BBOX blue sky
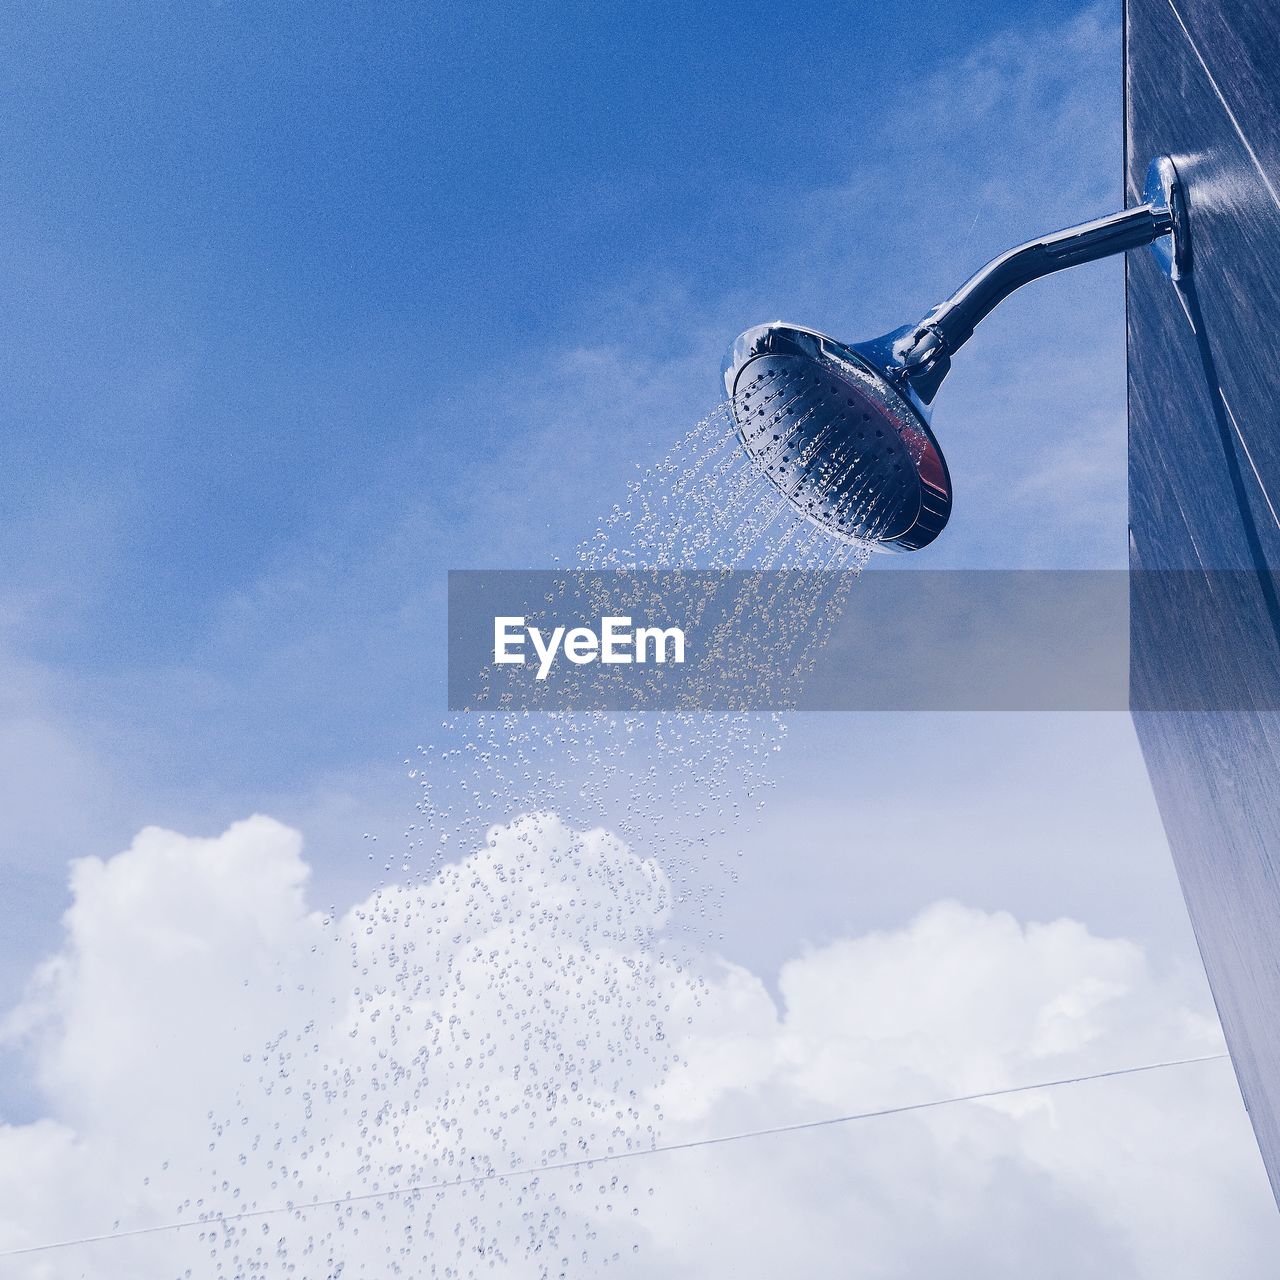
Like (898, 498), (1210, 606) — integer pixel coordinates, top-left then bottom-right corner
(2, 0), (1125, 653)
(0, 0), (1201, 1108)
(0, 0), (1161, 1020)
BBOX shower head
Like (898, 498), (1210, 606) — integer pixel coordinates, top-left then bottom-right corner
(724, 154), (1190, 553)
(723, 322), (952, 551)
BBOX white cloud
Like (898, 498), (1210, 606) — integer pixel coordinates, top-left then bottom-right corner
(646, 903), (1277, 1278)
(1, 814), (1277, 1278)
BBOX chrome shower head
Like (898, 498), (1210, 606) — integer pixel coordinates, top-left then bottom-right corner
(725, 154), (1190, 553)
(723, 322), (952, 552)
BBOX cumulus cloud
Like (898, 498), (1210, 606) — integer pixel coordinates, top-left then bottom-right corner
(647, 904), (1278, 1278)
(0, 814), (1276, 1278)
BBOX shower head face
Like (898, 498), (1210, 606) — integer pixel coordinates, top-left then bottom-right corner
(723, 323), (952, 552)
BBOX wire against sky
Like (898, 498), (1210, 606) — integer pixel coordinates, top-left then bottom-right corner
(0, 1051), (1230, 1261)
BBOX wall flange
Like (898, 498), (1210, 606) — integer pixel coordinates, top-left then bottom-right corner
(1145, 153), (1192, 281)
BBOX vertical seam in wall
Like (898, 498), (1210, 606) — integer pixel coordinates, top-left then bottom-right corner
(1222, 393), (1280, 533)
(1161, 0), (1280, 552)
(1165, 0), (1280, 212)
(1123, 0), (1133, 559)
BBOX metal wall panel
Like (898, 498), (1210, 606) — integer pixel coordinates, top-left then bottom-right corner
(1127, 0), (1280, 1205)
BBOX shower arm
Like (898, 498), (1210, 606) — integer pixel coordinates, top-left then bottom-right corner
(890, 157), (1188, 402)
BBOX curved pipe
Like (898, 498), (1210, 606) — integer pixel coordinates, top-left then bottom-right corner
(891, 155), (1189, 402)
(899, 204), (1173, 363)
